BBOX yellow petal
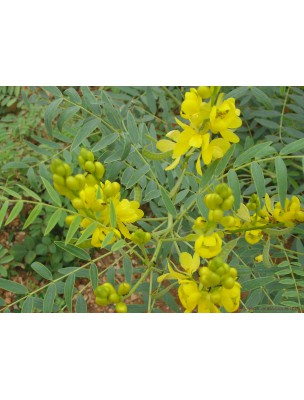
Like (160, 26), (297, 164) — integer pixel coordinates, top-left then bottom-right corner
(166, 130), (181, 142)
(165, 157), (180, 171)
(220, 129), (240, 143)
(189, 134), (203, 148)
(196, 152), (203, 176)
(156, 139), (175, 152)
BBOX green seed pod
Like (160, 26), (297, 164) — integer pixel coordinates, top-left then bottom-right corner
(94, 161), (105, 179)
(53, 174), (65, 186)
(66, 176), (80, 191)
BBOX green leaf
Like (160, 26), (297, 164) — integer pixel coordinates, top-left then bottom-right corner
(152, 282), (178, 299)
(22, 297), (34, 313)
(215, 145), (235, 177)
(65, 215), (82, 245)
(223, 86), (249, 99)
(262, 238), (273, 268)
(89, 263), (98, 290)
(221, 238), (240, 262)
(160, 188), (177, 217)
(75, 221), (99, 245)
(23, 204), (43, 229)
(5, 200), (23, 226)
(71, 118), (100, 151)
(0, 278), (28, 294)
(127, 111), (139, 143)
(31, 261), (53, 281)
(110, 199), (116, 228)
(245, 288), (263, 308)
(227, 169), (241, 209)
(0, 201), (9, 228)
(123, 256), (133, 284)
(251, 162), (266, 205)
(64, 274), (75, 312)
(64, 87), (82, 104)
(41, 176), (62, 207)
(196, 195), (209, 219)
(280, 138), (304, 155)
(57, 106), (80, 131)
(92, 132), (119, 152)
(45, 98), (63, 134)
(234, 142), (273, 167)
(146, 87), (157, 114)
(16, 184), (42, 201)
(2, 161), (30, 170)
(275, 157), (287, 207)
(44, 209), (64, 236)
(256, 119), (279, 130)
(43, 284), (57, 313)
(0, 186), (22, 199)
(111, 239), (126, 252)
(75, 295), (87, 313)
(43, 86), (62, 98)
(242, 276), (276, 291)
(250, 87), (273, 109)
(126, 164), (150, 189)
(101, 231), (115, 248)
(54, 241), (91, 261)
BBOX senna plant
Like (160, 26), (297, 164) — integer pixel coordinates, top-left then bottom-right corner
(1, 86), (304, 313)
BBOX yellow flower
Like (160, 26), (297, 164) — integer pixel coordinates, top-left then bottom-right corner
(157, 263), (189, 283)
(255, 254), (263, 263)
(220, 282), (241, 312)
(91, 227), (121, 247)
(245, 229), (263, 244)
(178, 281), (202, 312)
(180, 88), (211, 128)
(192, 217), (208, 234)
(195, 233), (222, 259)
(195, 133), (231, 175)
(179, 252), (200, 274)
(209, 96), (242, 143)
(197, 292), (221, 313)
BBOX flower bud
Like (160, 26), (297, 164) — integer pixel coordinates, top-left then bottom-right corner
(66, 176), (80, 191)
(221, 195), (234, 210)
(53, 174), (65, 186)
(72, 198), (84, 210)
(118, 283), (131, 296)
(84, 161), (96, 173)
(94, 161), (105, 179)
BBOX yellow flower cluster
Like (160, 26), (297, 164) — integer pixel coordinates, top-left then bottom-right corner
(157, 252), (241, 313)
(50, 148), (144, 247)
(156, 87), (242, 175)
(242, 193), (304, 244)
